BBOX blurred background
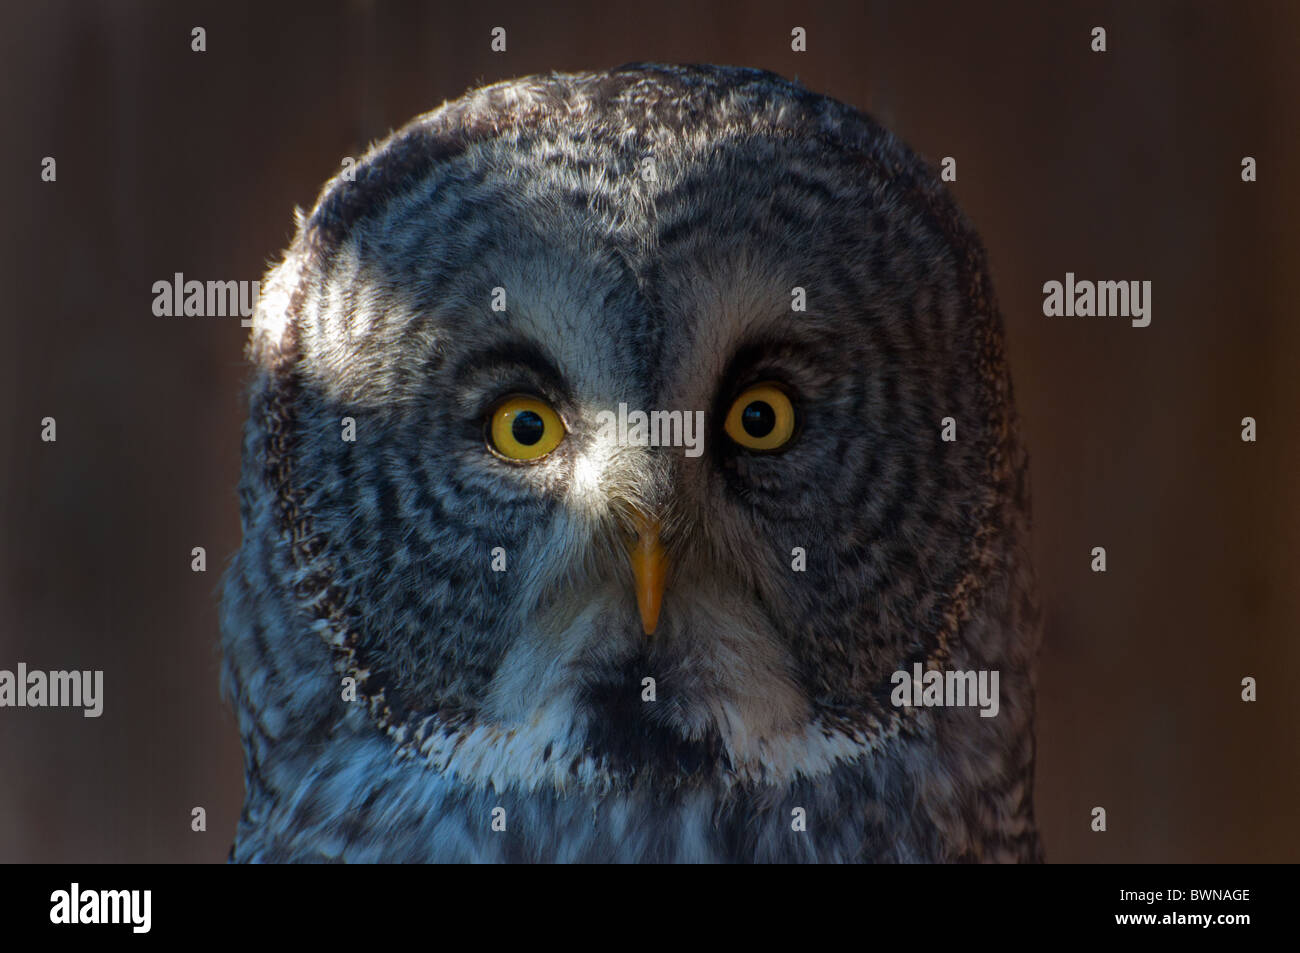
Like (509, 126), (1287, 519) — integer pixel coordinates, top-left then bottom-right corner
(1, 0), (1296, 863)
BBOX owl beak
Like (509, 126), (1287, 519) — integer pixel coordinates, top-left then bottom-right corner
(628, 513), (667, 635)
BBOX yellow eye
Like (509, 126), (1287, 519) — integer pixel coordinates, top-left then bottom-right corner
(724, 383), (797, 451)
(487, 396), (566, 461)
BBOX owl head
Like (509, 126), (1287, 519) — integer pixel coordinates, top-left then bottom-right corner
(223, 63), (1041, 862)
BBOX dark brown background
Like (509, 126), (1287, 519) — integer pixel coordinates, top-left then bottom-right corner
(2, 0), (1296, 863)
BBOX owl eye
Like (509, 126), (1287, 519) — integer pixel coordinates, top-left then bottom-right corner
(486, 396), (566, 461)
(724, 383), (797, 451)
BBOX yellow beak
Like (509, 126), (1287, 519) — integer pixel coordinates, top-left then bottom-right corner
(628, 513), (667, 635)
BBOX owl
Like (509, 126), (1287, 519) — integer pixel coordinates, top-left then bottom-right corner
(221, 63), (1044, 863)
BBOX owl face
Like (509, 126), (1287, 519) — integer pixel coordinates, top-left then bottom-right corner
(226, 64), (1040, 860)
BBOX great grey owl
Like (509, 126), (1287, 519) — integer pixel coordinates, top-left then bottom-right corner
(221, 63), (1043, 863)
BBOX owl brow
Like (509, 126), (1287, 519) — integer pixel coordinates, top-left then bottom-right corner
(716, 336), (820, 395)
(451, 338), (573, 406)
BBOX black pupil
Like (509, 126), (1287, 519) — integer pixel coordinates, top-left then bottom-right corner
(511, 410), (545, 446)
(741, 400), (776, 438)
